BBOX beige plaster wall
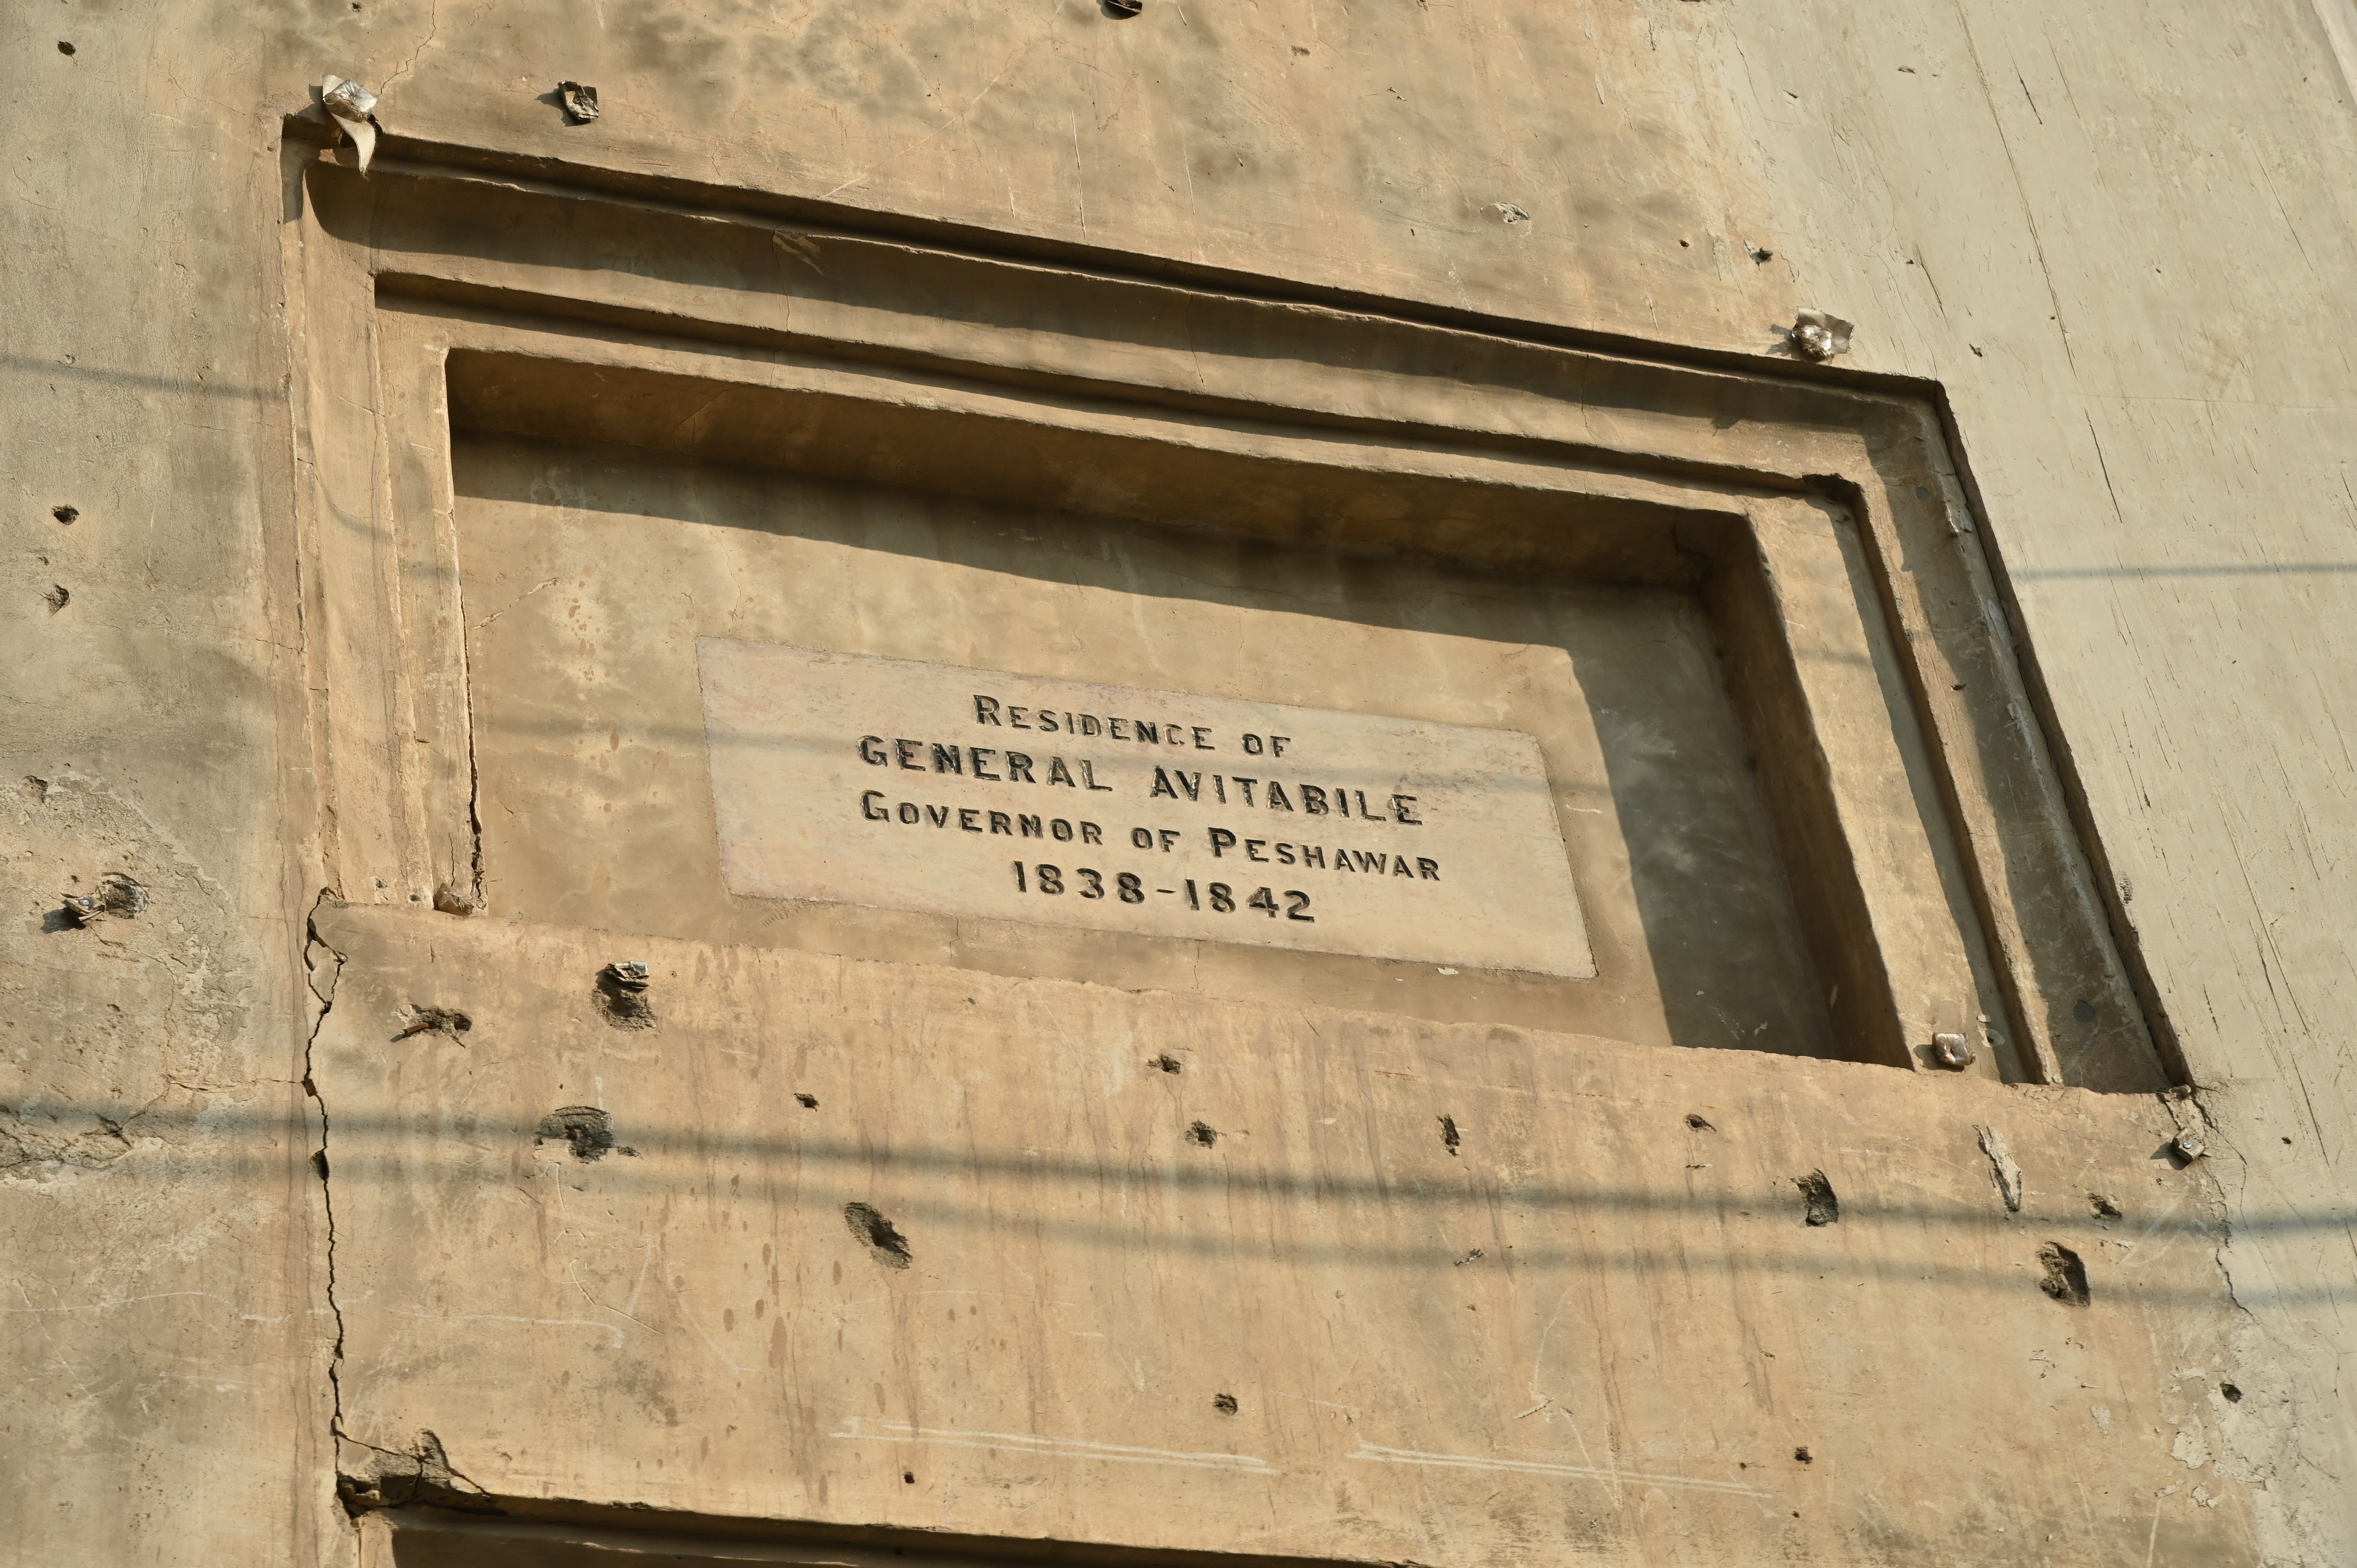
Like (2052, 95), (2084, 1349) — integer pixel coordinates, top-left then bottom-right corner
(0, 7), (340, 1568)
(4, 1), (2353, 1564)
(314, 901), (2252, 1566)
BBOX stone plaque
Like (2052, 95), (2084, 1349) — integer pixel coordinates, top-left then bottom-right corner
(699, 639), (1594, 978)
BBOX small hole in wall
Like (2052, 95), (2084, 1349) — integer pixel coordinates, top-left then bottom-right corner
(595, 963), (656, 1028)
(59, 41), (77, 56)
(535, 1105), (634, 1160)
(795, 1092), (818, 1108)
(1212, 1393), (1239, 1414)
(1795, 1171), (1839, 1226)
(844, 1202), (912, 1269)
(903, 1470), (915, 1483)
(394, 1005), (472, 1041)
(51, 505), (77, 524)
(2221, 1383), (2243, 1403)
(2037, 1242), (2090, 1306)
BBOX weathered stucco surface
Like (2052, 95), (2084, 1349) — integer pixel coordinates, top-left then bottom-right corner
(313, 901), (2249, 1564)
(5, 1), (2355, 1564)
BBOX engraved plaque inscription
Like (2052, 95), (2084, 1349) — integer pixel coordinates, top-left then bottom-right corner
(699, 639), (1594, 978)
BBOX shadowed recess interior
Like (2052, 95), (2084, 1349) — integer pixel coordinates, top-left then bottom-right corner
(443, 351), (1871, 1063)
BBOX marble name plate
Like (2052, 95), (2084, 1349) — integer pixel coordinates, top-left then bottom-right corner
(698, 640), (1594, 978)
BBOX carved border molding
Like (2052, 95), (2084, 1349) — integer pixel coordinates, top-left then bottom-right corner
(281, 126), (2167, 1090)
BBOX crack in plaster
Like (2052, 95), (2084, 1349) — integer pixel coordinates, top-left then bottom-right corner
(301, 892), (348, 1442)
(306, 898), (498, 1519)
(2173, 1080), (2345, 1567)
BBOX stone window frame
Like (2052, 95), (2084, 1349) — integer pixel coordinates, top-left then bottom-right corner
(281, 126), (2169, 1091)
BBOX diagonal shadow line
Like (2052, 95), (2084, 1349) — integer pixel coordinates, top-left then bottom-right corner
(320, 1181), (2341, 1309)
(15, 1110), (2348, 1303)
(26, 1101), (2322, 1238)
(0, 353), (272, 399)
